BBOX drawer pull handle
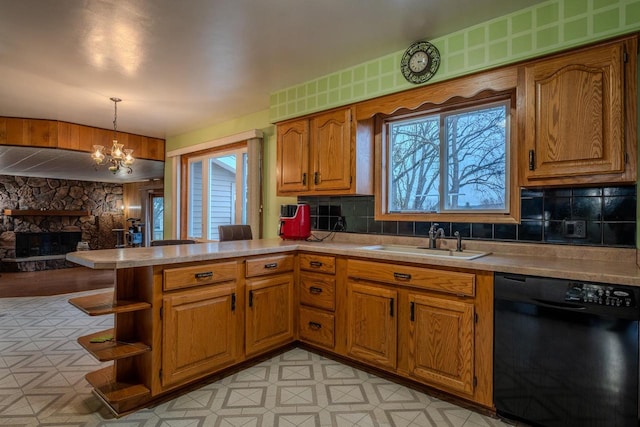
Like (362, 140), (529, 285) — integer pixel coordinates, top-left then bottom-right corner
(248, 290), (254, 307)
(390, 298), (395, 317)
(231, 293), (236, 311)
(308, 321), (322, 330)
(195, 271), (213, 279)
(264, 262), (278, 269)
(393, 272), (412, 281)
(309, 286), (323, 294)
(309, 261), (323, 268)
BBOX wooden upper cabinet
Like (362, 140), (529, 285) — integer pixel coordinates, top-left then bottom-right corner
(310, 108), (352, 192)
(277, 119), (310, 193)
(520, 36), (637, 186)
(276, 106), (373, 196)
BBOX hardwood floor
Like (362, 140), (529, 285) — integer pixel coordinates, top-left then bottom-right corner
(0, 267), (114, 297)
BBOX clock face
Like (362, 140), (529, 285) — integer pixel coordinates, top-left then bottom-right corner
(400, 41), (441, 84)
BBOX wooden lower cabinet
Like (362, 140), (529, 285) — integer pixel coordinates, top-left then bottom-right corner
(70, 253), (493, 416)
(161, 282), (239, 388)
(346, 281), (397, 370)
(344, 259), (494, 408)
(406, 292), (475, 395)
(299, 306), (335, 348)
(245, 273), (294, 356)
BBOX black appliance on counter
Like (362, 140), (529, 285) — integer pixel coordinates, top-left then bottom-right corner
(494, 273), (640, 427)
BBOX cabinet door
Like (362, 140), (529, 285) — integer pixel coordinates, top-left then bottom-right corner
(346, 281), (397, 369)
(522, 41), (625, 182)
(277, 119), (310, 193)
(310, 108), (352, 191)
(407, 293), (474, 395)
(162, 283), (238, 388)
(246, 274), (294, 356)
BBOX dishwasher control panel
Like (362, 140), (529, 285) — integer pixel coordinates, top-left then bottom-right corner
(565, 283), (636, 308)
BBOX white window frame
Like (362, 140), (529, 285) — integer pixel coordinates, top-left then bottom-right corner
(166, 130), (263, 240)
(186, 147), (247, 240)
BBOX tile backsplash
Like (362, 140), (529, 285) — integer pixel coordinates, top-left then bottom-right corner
(299, 185), (637, 248)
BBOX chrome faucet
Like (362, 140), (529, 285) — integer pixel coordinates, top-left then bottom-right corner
(428, 223), (445, 249)
(454, 231), (463, 252)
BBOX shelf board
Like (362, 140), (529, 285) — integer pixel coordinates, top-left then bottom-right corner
(3, 209), (90, 216)
(86, 366), (151, 411)
(78, 329), (151, 362)
(69, 291), (151, 316)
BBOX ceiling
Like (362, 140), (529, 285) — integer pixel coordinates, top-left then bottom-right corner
(0, 0), (544, 183)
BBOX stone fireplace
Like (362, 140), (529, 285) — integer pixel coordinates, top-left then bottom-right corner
(0, 175), (125, 272)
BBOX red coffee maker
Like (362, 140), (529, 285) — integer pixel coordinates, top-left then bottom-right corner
(279, 204), (311, 240)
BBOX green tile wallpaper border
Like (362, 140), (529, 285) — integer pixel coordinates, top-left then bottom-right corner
(269, 0), (640, 123)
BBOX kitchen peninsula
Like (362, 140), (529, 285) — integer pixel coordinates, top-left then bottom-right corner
(66, 237), (640, 416)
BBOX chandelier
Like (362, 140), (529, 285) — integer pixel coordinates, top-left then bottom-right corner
(91, 97), (135, 174)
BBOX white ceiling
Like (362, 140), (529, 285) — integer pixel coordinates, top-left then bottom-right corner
(0, 0), (544, 182)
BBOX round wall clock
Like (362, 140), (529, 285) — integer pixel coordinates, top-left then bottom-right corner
(400, 40), (441, 84)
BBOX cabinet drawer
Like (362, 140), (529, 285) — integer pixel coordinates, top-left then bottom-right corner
(164, 261), (238, 291)
(245, 254), (294, 277)
(299, 272), (336, 311)
(299, 253), (336, 274)
(347, 259), (475, 296)
(299, 307), (335, 349)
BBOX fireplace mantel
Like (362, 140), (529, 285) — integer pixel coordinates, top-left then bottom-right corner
(3, 209), (90, 216)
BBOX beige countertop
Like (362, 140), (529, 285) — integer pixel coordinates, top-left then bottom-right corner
(66, 234), (640, 286)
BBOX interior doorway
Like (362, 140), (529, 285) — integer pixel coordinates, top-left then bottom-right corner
(149, 191), (164, 242)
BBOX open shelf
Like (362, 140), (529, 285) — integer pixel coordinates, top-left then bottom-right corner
(3, 209), (90, 216)
(78, 329), (150, 362)
(69, 291), (151, 316)
(86, 366), (151, 414)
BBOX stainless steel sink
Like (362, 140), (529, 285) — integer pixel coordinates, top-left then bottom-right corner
(357, 244), (490, 260)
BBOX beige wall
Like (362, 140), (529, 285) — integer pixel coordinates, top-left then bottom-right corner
(164, 109), (295, 239)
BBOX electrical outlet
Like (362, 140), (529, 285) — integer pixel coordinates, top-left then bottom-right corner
(562, 220), (586, 238)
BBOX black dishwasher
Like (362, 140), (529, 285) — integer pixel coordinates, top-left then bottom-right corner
(494, 273), (640, 427)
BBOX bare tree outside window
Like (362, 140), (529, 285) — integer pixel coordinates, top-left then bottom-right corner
(388, 100), (508, 213)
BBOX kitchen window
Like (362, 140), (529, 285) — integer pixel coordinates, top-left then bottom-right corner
(377, 94), (518, 223)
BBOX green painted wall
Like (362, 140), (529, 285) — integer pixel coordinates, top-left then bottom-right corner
(167, 0), (640, 242)
(270, 0), (640, 122)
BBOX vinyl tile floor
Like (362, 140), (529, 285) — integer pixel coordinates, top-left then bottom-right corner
(0, 290), (515, 426)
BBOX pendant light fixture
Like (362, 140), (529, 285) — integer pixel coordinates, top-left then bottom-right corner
(91, 97), (135, 174)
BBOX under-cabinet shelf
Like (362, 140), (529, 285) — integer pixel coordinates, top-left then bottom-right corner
(78, 329), (150, 362)
(69, 291), (151, 316)
(85, 366), (151, 413)
(3, 209), (90, 216)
